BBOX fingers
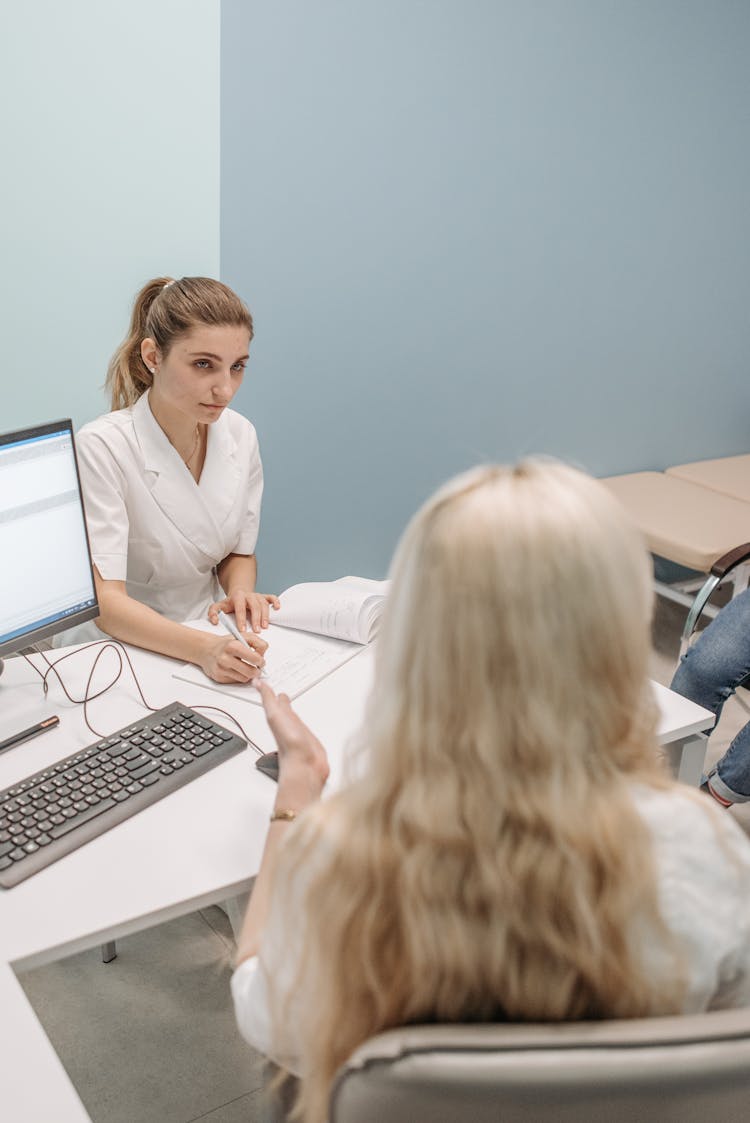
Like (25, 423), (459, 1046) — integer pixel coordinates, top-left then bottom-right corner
(255, 679), (292, 717)
(250, 593), (281, 630)
(234, 599), (248, 634)
(207, 597), (231, 625)
(226, 637), (265, 674)
(241, 594), (273, 633)
(254, 677), (276, 707)
(244, 631), (268, 655)
(247, 597), (263, 633)
(218, 592), (279, 633)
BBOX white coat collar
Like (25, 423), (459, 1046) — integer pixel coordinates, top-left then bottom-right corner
(132, 391), (242, 561)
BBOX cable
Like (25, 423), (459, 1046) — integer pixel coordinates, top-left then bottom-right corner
(21, 641), (264, 753)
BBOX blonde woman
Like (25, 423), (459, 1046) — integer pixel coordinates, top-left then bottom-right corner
(69, 276), (278, 681)
(232, 461), (750, 1123)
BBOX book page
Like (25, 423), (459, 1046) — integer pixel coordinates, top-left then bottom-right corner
(173, 623), (364, 704)
(271, 576), (389, 644)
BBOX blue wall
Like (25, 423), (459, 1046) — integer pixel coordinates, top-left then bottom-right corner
(221, 0), (750, 592)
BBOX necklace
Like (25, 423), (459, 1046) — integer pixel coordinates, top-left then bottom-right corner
(183, 425), (201, 466)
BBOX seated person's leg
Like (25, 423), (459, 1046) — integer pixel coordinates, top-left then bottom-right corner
(704, 725), (750, 804)
(671, 587), (750, 803)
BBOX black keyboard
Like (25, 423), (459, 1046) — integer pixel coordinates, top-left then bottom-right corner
(0, 702), (246, 888)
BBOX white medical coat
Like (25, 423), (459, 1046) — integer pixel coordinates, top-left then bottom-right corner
(73, 390), (263, 626)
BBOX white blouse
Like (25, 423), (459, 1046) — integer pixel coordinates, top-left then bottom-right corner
(74, 391), (263, 626)
(231, 784), (750, 1072)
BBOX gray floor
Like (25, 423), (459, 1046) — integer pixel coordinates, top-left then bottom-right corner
(16, 594), (750, 1122)
(18, 907), (269, 1123)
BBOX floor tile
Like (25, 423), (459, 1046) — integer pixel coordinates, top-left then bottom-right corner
(18, 909), (267, 1123)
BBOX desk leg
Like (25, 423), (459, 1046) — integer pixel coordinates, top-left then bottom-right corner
(665, 734), (707, 788)
(101, 941), (117, 964)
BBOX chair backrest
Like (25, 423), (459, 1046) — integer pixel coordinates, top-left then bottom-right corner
(328, 1007), (750, 1122)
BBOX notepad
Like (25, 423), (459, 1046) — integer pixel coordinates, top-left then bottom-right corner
(172, 576), (388, 703)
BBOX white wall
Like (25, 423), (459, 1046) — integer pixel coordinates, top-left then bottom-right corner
(0, 0), (220, 434)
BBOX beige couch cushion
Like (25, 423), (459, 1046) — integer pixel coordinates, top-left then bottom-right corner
(667, 454), (750, 503)
(603, 471), (750, 572)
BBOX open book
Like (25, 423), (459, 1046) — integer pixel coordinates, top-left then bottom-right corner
(269, 575), (388, 645)
(172, 576), (388, 704)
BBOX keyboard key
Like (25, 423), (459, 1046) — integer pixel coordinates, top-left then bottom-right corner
(106, 741), (132, 758)
(130, 761), (160, 781)
(49, 798), (118, 839)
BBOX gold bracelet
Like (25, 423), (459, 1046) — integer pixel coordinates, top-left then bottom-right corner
(270, 808), (298, 823)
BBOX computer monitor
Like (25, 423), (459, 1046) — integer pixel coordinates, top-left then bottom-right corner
(0, 419), (98, 674)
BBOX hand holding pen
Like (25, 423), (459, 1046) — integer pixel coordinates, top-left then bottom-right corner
(218, 611), (269, 679)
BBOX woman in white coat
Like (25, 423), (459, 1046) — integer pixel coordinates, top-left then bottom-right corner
(75, 276), (278, 683)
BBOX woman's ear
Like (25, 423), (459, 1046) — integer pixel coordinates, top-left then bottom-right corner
(141, 337), (159, 374)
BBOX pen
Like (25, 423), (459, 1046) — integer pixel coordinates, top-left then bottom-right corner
(217, 611), (268, 678)
(0, 715), (60, 756)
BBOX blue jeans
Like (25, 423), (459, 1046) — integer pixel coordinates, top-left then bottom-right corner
(671, 587), (750, 802)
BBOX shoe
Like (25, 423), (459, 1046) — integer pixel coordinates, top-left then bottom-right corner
(701, 780), (733, 809)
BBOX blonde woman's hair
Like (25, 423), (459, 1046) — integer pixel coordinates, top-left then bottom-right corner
(105, 276), (254, 410)
(267, 460), (683, 1123)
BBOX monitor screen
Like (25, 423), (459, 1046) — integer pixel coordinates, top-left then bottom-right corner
(0, 419), (98, 661)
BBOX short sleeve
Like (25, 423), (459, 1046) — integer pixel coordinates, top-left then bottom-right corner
(232, 424), (264, 556)
(76, 426), (130, 581)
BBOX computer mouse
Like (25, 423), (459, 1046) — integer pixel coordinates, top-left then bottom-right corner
(255, 751), (279, 782)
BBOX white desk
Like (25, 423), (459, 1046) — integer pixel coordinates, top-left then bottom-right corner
(0, 641), (714, 1121)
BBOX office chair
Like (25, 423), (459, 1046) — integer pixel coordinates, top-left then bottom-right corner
(328, 1007), (750, 1122)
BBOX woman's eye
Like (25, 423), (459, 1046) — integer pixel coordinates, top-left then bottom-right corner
(231, 362), (246, 373)
(195, 360), (211, 369)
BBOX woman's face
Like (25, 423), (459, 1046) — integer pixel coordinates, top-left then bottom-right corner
(145, 324), (250, 425)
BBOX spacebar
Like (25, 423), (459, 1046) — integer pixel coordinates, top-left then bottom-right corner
(50, 798), (118, 838)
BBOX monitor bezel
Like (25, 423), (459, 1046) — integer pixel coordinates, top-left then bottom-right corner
(0, 418), (100, 660)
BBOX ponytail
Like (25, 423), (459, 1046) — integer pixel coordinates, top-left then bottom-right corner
(105, 276), (254, 411)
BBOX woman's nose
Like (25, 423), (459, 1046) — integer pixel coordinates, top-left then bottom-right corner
(212, 369), (234, 400)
